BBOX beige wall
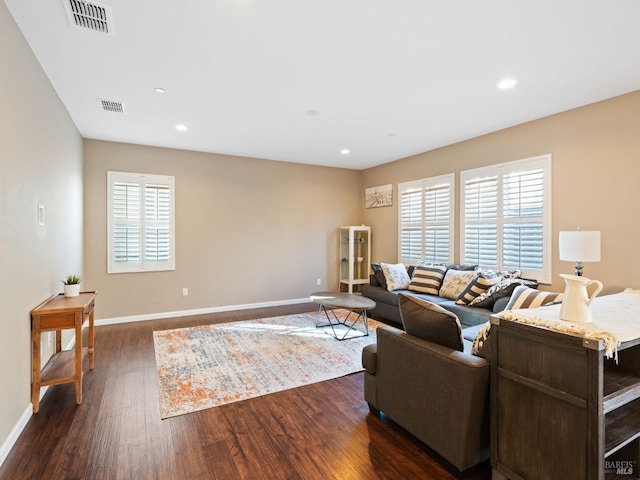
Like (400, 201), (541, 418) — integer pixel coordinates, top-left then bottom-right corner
(84, 140), (361, 319)
(361, 90), (640, 295)
(0, 1), (83, 458)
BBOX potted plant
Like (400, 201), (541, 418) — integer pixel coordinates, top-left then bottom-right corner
(62, 274), (82, 297)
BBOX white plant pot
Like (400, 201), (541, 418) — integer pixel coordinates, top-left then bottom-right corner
(64, 284), (81, 297)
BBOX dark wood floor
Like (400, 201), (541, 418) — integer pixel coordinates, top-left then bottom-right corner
(0, 303), (491, 480)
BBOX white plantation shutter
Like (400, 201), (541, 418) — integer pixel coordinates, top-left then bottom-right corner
(144, 183), (171, 263)
(108, 172), (175, 273)
(112, 181), (141, 264)
(400, 187), (423, 261)
(461, 155), (551, 283)
(399, 174), (454, 264)
(463, 175), (498, 268)
(425, 184), (452, 261)
(503, 168), (544, 271)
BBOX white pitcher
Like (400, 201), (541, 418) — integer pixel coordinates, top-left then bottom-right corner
(559, 274), (603, 323)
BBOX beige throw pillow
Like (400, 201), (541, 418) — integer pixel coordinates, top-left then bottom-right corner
(439, 269), (477, 299)
(380, 262), (411, 291)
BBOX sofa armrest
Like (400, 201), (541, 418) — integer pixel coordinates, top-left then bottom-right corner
(373, 325), (490, 471)
(362, 343), (377, 374)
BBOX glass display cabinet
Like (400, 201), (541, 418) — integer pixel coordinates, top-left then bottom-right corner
(339, 226), (371, 294)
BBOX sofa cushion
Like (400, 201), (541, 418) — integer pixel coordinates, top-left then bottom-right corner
(439, 269), (477, 300)
(380, 262), (411, 291)
(493, 296), (511, 313)
(440, 300), (495, 328)
(408, 264), (448, 295)
(504, 285), (564, 310)
(462, 323), (485, 342)
(362, 285), (406, 307)
(398, 294), (464, 351)
(455, 270), (503, 305)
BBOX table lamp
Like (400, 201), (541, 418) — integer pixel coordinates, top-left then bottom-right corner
(559, 229), (601, 276)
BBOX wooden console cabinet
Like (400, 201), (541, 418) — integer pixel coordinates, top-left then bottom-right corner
(30, 291), (96, 413)
(490, 316), (640, 479)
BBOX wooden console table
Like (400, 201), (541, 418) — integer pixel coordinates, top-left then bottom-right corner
(30, 291), (96, 413)
(490, 314), (640, 479)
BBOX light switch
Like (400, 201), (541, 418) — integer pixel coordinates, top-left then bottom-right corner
(38, 205), (45, 226)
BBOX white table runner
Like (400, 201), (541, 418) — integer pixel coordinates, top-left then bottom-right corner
(499, 288), (640, 358)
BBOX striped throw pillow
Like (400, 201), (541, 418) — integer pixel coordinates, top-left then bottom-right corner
(469, 278), (538, 309)
(408, 264), (448, 295)
(504, 285), (564, 310)
(455, 271), (503, 305)
(471, 321), (492, 357)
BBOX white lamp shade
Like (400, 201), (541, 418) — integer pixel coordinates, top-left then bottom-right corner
(559, 230), (601, 262)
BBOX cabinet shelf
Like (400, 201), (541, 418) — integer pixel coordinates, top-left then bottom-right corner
(40, 347), (91, 386)
(340, 278), (369, 284)
(603, 370), (640, 414)
(605, 397), (640, 457)
(41, 350), (76, 385)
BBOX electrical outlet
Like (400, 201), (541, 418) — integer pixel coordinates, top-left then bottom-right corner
(316, 278), (322, 285)
(182, 288), (188, 296)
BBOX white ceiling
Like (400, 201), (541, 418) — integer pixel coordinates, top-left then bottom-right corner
(6, 0), (640, 170)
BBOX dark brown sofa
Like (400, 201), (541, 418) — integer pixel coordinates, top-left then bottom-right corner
(362, 324), (491, 475)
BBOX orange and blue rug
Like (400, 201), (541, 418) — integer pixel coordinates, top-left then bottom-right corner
(153, 310), (380, 418)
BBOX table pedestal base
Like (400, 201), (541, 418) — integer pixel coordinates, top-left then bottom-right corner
(315, 305), (369, 341)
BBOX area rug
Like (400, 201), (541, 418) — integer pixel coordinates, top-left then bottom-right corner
(153, 310), (380, 418)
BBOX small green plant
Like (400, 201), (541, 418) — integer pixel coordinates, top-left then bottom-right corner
(63, 274), (82, 285)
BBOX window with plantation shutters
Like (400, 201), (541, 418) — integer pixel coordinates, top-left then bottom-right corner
(399, 174), (454, 265)
(108, 171), (175, 273)
(460, 154), (551, 283)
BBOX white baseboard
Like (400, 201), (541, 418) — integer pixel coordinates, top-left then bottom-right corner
(95, 297), (312, 326)
(0, 335), (76, 469)
(0, 402), (32, 468)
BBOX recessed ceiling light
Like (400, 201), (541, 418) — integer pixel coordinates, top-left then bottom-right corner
(175, 124), (188, 131)
(497, 78), (518, 90)
(305, 110), (320, 116)
(340, 149), (350, 155)
(154, 88), (166, 94)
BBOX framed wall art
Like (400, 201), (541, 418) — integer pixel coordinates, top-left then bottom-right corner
(365, 184), (392, 208)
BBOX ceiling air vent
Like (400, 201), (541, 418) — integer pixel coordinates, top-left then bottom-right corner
(99, 99), (125, 113)
(64, 0), (113, 35)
